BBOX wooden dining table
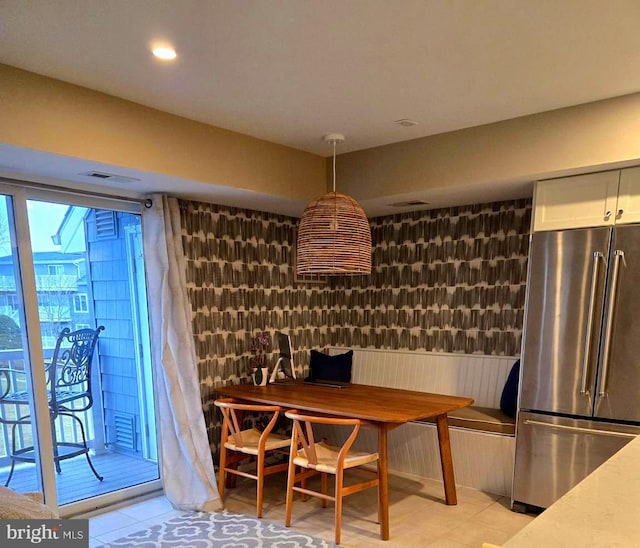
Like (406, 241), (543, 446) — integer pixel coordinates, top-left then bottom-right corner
(215, 381), (474, 540)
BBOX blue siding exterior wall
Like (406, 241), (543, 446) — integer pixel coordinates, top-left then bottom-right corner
(85, 210), (144, 457)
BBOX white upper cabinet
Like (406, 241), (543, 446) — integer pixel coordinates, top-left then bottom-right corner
(533, 171), (621, 232)
(616, 166), (640, 225)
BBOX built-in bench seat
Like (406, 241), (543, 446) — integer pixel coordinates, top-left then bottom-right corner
(325, 347), (517, 497)
(419, 406), (515, 436)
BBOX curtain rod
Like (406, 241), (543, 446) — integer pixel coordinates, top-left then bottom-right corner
(0, 176), (153, 208)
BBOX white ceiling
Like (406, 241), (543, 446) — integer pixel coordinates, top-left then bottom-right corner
(2, 0), (640, 212)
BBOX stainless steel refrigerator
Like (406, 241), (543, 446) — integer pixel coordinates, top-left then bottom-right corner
(512, 225), (640, 510)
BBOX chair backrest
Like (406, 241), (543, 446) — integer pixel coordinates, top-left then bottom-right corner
(284, 410), (366, 468)
(50, 326), (104, 412)
(214, 397), (282, 449)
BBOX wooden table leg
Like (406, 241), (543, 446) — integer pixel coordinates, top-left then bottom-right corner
(378, 423), (390, 540)
(436, 413), (457, 505)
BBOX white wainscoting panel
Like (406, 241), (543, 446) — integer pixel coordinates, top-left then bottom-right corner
(328, 347), (517, 407)
(318, 422), (515, 497)
(323, 347), (517, 496)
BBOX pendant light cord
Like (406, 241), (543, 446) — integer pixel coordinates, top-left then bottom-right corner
(332, 139), (337, 193)
(332, 139), (337, 228)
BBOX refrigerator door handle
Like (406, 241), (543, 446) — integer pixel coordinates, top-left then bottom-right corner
(598, 249), (624, 397)
(523, 419), (637, 439)
(580, 251), (603, 395)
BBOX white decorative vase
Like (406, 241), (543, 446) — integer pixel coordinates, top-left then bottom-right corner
(252, 367), (269, 386)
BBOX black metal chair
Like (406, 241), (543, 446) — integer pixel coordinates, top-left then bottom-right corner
(0, 326), (105, 486)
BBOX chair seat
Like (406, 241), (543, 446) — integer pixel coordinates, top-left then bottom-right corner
(224, 427), (290, 455)
(2, 390), (86, 416)
(3, 388), (84, 406)
(292, 440), (378, 474)
(2, 391), (29, 404)
(53, 388), (87, 405)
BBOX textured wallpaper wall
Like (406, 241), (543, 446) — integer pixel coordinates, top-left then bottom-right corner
(330, 199), (532, 356)
(179, 197), (531, 446)
(180, 200), (331, 443)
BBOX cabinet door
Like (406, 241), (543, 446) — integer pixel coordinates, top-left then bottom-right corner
(533, 171), (620, 232)
(616, 167), (640, 224)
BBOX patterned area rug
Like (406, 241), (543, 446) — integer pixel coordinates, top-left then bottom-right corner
(97, 510), (335, 547)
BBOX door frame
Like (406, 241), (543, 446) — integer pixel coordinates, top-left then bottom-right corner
(125, 224), (157, 461)
(0, 179), (162, 515)
(0, 183), (59, 511)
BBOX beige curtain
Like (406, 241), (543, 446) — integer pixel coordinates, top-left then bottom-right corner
(142, 194), (221, 511)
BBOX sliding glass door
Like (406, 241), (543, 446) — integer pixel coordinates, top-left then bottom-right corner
(0, 193), (52, 500)
(0, 183), (160, 514)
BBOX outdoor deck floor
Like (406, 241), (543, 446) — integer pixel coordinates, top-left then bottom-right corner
(0, 451), (159, 505)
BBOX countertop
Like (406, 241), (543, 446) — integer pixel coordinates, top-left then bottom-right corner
(503, 434), (640, 547)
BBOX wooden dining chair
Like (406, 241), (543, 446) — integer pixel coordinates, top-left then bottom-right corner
(284, 409), (381, 545)
(214, 398), (290, 517)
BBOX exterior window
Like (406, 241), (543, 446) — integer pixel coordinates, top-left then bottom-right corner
(75, 323), (91, 330)
(48, 265), (64, 275)
(73, 293), (89, 313)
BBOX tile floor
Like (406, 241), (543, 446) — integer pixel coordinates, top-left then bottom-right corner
(83, 495), (184, 547)
(82, 472), (537, 547)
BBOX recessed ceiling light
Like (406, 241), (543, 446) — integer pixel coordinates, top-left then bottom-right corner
(395, 118), (418, 127)
(152, 46), (177, 60)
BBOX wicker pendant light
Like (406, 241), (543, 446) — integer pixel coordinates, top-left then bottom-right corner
(296, 134), (372, 275)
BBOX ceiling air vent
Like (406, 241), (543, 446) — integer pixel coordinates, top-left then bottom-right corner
(80, 171), (140, 184)
(390, 200), (430, 207)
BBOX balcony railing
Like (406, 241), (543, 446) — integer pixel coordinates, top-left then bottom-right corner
(0, 275), (78, 292)
(38, 307), (72, 323)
